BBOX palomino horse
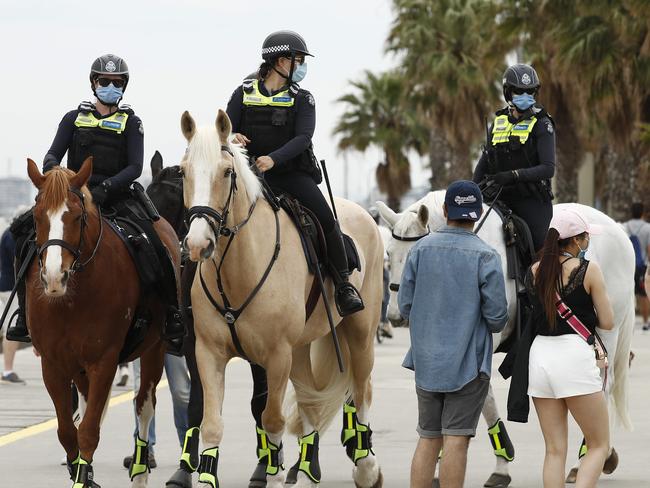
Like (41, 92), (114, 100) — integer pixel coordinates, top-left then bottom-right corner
(180, 110), (384, 488)
(377, 191), (634, 487)
(25, 158), (181, 488)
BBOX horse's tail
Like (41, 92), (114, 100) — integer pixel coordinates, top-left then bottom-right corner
(611, 294), (634, 431)
(287, 332), (353, 435)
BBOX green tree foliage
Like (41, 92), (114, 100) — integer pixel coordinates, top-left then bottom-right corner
(333, 70), (426, 210)
(334, 0), (649, 216)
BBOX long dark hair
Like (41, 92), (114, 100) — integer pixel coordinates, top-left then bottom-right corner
(534, 229), (586, 329)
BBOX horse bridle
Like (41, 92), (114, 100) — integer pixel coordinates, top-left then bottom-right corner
(388, 226), (430, 292)
(186, 145), (259, 240)
(37, 187), (104, 274)
(187, 145), (281, 361)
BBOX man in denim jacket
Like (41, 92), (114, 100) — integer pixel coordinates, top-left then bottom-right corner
(398, 180), (508, 488)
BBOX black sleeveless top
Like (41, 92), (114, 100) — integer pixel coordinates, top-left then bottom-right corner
(527, 259), (599, 336)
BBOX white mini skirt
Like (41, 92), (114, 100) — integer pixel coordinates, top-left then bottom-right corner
(528, 334), (602, 399)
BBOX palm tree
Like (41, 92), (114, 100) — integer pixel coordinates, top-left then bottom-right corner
(387, 0), (510, 188)
(333, 70), (426, 210)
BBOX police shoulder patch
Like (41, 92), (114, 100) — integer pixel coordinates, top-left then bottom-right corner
(306, 93), (315, 107)
(546, 121), (554, 134)
(138, 120), (144, 135)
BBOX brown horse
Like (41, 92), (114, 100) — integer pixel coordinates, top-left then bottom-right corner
(25, 158), (181, 488)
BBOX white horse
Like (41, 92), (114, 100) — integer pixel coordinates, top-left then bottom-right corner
(377, 191), (634, 487)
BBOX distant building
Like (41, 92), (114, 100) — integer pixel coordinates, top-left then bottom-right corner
(0, 178), (34, 217)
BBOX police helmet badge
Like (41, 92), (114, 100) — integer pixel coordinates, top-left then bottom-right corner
(521, 73), (531, 85)
(105, 60), (117, 72)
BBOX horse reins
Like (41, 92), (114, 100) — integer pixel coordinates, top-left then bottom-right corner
(189, 145), (281, 362)
(37, 187), (104, 274)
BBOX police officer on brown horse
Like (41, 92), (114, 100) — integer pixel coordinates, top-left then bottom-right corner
(6, 54), (185, 354)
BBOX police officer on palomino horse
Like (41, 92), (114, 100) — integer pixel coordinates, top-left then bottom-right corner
(473, 63), (556, 253)
(5, 54), (185, 354)
(219, 30), (366, 487)
(226, 30), (364, 315)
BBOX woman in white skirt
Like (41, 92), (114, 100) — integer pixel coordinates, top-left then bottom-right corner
(528, 208), (613, 488)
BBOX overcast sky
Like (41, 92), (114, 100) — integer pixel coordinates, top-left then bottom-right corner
(0, 0), (429, 201)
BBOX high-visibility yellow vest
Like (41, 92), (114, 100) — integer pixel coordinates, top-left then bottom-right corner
(242, 80), (295, 107)
(74, 111), (129, 134)
(491, 114), (537, 146)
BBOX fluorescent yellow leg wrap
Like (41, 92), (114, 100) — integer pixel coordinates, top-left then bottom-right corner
(579, 438), (588, 459)
(256, 426), (269, 461)
(129, 436), (150, 480)
(180, 427), (200, 472)
(298, 431), (321, 482)
(260, 437), (283, 476)
(487, 419), (515, 462)
(341, 402), (357, 445)
(353, 422), (372, 464)
(198, 447), (219, 488)
(72, 457), (93, 488)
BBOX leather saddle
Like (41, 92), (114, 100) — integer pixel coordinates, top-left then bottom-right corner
(275, 194), (361, 276)
(491, 201), (536, 354)
(104, 198), (165, 362)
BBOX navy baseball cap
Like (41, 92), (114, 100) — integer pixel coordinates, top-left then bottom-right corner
(445, 180), (483, 221)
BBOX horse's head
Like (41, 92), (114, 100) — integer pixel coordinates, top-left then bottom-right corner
(27, 157), (93, 297)
(146, 152), (186, 238)
(377, 193), (448, 327)
(180, 109), (261, 262)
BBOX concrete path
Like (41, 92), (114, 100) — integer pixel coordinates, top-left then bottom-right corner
(1, 320), (648, 487)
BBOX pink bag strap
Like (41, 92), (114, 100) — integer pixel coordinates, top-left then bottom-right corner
(555, 292), (594, 345)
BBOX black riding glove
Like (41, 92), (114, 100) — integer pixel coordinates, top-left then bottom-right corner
(91, 181), (110, 206)
(491, 170), (518, 186)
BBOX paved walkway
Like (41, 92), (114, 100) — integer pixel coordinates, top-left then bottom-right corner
(1, 320), (648, 486)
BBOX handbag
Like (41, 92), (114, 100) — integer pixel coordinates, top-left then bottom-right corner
(555, 293), (608, 373)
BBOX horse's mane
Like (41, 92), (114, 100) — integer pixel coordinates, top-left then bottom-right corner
(188, 126), (262, 202)
(40, 167), (75, 210)
(228, 140), (262, 201)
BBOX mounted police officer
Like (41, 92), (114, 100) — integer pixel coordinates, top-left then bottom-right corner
(222, 31), (364, 486)
(5, 54), (185, 355)
(473, 63), (555, 252)
(226, 30), (364, 316)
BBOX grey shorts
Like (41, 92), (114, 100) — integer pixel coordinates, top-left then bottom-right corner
(416, 374), (490, 438)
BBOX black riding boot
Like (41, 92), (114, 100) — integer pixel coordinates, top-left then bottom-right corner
(325, 225), (364, 317)
(5, 286), (30, 343)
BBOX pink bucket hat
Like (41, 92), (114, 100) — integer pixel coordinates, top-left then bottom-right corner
(550, 208), (603, 239)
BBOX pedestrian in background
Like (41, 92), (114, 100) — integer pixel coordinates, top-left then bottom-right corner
(0, 211), (27, 385)
(623, 202), (650, 330)
(399, 180), (508, 488)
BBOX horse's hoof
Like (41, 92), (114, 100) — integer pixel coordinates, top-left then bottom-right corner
(432, 478), (440, 488)
(249, 461), (267, 487)
(354, 468), (383, 488)
(166, 468), (192, 488)
(565, 467), (578, 483)
(483, 473), (511, 488)
(603, 447), (619, 474)
(284, 461), (300, 485)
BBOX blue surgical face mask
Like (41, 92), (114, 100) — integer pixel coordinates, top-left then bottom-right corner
(291, 62), (307, 83)
(511, 93), (535, 111)
(577, 237), (589, 259)
(95, 84), (123, 105)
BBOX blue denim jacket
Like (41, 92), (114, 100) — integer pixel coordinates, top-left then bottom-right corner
(398, 226), (508, 392)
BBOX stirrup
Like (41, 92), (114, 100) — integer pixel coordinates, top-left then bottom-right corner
(5, 310), (31, 343)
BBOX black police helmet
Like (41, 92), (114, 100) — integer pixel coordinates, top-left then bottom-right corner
(502, 63), (540, 102)
(89, 54), (130, 89)
(261, 30), (313, 61)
